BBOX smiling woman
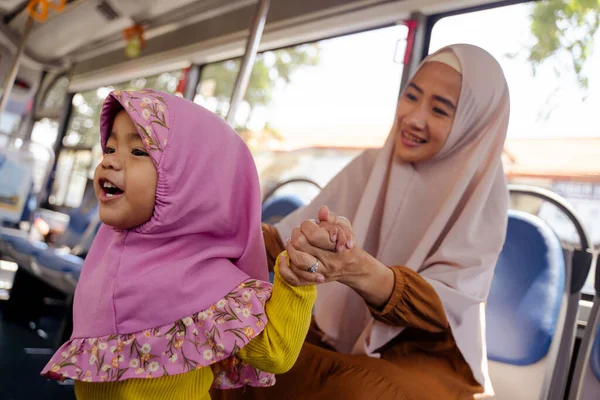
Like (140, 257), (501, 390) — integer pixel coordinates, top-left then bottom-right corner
(393, 51), (462, 163)
(213, 43), (510, 400)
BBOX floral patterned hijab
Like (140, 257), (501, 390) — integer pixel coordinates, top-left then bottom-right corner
(42, 89), (274, 388)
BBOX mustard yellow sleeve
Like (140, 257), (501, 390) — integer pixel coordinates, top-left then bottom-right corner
(237, 252), (316, 374)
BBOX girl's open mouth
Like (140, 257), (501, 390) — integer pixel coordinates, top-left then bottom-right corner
(99, 179), (124, 200)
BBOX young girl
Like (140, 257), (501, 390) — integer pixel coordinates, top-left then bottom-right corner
(41, 89), (316, 399)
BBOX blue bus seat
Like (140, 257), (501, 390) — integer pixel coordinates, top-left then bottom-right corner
(1, 216), (101, 296)
(34, 251), (83, 273)
(0, 228), (48, 269)
(592, 326), (600, 382)
(53, 203), (99, 249)
(0, 205), (98, 268)
(1, 234), (48, 255)
(262, 195), (304, 224)
(574, 319), (600, 400)
(485, 210), (566, 399)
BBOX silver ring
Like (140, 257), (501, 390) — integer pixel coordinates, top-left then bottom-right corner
(306, 260), (319, 273)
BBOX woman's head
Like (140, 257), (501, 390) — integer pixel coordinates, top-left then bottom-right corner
(393, 50), (462, 163)
(94, 110), (158, 230)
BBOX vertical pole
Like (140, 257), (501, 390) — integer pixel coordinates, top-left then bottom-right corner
(0, 16), (35, 117)
(399, 12), (427, 93)
(226, 0), (270, 127)
(568, 298), (599, 400)
(183, 64), (201, 101)
(42, 91), (74, 207)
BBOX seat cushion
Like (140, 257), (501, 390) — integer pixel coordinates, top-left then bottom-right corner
(486, 210), (565, 365)
(3, 235), (48, 255)
(34, 250), (84, 273)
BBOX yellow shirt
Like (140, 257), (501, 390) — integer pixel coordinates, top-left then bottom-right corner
(74, 252), (316, 400)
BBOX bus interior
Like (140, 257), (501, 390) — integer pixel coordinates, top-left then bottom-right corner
(0, 0), (598, 399)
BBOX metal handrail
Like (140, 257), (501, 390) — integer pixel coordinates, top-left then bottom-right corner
(508, 184), (591, 252)
(262, 177), (322, 204)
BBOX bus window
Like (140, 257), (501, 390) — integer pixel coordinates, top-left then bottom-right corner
(0, 110), (22, 137)
(195, 25), (408, 203)
(26, 76), (70, 194)
(28, 118), (59, 192)
(429, 1), (600, 294)
(49, 70), (184, 208)
(40, 75), (69, 117)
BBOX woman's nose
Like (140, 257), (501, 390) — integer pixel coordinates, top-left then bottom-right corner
(404, 106), (427, 131)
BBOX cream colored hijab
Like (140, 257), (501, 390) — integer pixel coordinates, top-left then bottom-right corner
(276, 44), (510, 395)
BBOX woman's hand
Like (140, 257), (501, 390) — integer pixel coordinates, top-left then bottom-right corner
(294, 206), (354, 253)
(311, 205), (354, 252)
(280, 206), (395, 307)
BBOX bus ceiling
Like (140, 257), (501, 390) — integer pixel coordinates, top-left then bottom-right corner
(0, 0), (504, 92)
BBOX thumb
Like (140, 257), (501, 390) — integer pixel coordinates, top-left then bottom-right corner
(317, 205), (331, 222)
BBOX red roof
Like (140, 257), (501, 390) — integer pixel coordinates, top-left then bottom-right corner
(503, 138), (600, 182)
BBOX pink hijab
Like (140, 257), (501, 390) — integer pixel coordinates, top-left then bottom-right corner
(71, 89), (269, 338)
(276, 44), (510, 395)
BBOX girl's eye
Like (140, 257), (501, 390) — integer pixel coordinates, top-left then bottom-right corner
(406, 93), (418, 101)
(132, 148), (149, 157)
(104, 147), (115, 154)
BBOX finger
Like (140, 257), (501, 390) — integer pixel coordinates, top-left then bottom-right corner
(286, 237), (320, 270)
(281, 249), (325, 285)
(287, 252), (325, 283)
(316, 221), (347, 251)
(300, 220), (336, 251)
(325, 223), (338, 243)
(287, 232), (333, 273)
(317, 205), (330, 222)
(318, 206), (339, 226)
(291, 226), (332, 256)
(336, 215), (353, 230)
(290, 227), (310, 251)
(290, 263), (326, 283)
(325, 212), (354, 249)
(336, 221), (354, 249)
(278, 255), (308, 286)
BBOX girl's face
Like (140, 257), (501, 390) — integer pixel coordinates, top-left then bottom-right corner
(94, 110), (158, 230)
(393, 59), (462, 163)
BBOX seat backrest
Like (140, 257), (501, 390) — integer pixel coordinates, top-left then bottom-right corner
(71, 214), (102, 258)
(486, 210), (566, 399)
(592, 326), (600, 382)
(0, 147), (35, 225)
(261, 195), (305, 224)
(54, 184), (99, 248)
(574, 312), (600, 400)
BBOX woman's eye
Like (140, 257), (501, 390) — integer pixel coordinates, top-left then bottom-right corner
(104, 147), (115, 154)
(132, 148), (149, 157)
(433, 107), (449, 117)
(406, 93), (418, 101)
